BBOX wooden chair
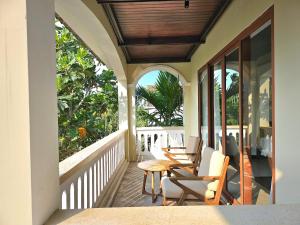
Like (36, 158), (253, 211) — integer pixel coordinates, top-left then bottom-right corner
(161, 147), (230, 206)
(162, 136), (202, 175)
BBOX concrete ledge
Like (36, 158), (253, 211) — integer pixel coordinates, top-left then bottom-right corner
(46, 204), (300, 225)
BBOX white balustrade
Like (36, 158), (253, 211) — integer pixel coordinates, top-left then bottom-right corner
(136, 127), (184, 159)
(59, 129), (127, 209)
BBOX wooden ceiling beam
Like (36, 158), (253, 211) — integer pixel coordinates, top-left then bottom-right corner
(97, 0), (182, 4)
(119, 36), (205, 46)
(128, 57), (190, 64)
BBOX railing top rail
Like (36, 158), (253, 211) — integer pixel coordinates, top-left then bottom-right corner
(59, 129), (127, 184)
(136, 126), (184, 131)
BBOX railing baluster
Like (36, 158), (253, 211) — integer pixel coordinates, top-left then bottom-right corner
(93, 163), (97, 204)
(97, 160), (100, 197)
(74, 179), (78, 209)
(66, 186), (70, 209)
(86, 169), (90, 208)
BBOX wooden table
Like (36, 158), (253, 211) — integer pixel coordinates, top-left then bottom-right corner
(137, 160), (171, 203)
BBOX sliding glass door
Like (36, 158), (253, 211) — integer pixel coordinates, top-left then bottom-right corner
(212, 62), (223, 151)
(199, 69), (209, 147)
(225, 49), (241, 201)
(242, 21), (272, 204)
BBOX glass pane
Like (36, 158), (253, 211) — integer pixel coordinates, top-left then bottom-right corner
(200, 70), (209, 147)
(225, 49), (241, 200)
(213, 62), (222, 151)
(242, 21), (272, 204)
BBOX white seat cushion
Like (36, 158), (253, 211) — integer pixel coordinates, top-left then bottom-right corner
(161, 177), (214, 200)
(198, 147), (225, 191)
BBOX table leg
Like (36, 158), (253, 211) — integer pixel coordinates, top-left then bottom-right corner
(151, 172), (155, 203)
(159, 171), (162, 193)
(142, 171), (148, 194)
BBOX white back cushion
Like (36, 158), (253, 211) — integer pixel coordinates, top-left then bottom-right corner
(198, 147), (225, 191)
(185, 136), (200, 153)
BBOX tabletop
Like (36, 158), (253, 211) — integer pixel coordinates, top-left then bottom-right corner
(137, 160), (171, 172)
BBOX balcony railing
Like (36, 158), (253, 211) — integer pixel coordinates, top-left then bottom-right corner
(59, 129), (128, 209)
(136, 126), (184, 160)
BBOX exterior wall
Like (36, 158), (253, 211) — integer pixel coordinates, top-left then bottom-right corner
(274, 0), (300, 204)
(0, 0), (59, 225)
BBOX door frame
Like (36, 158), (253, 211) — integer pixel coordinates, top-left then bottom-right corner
(197, 6), (274, 204)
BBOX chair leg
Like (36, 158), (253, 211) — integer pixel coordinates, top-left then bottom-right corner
(177, 192), (187, 206)
(142, 171), (148, 194)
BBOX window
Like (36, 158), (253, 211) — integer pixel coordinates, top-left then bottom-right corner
(199, 69), (209, 147)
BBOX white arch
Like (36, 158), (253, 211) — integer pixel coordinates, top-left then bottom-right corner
(55, 0), (127, 80)
(133, 65), (189, 87)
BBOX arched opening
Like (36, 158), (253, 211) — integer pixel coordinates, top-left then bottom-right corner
(134, 68), (186, 161)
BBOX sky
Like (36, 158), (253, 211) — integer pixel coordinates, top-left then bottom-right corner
(137, 70), (160, 87)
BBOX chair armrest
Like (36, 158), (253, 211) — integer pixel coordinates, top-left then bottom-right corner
(169, 163), (195, 168)
(162, 147), (186, 151)
(170, 176), (220, 182)
(167, 152), (196, 156)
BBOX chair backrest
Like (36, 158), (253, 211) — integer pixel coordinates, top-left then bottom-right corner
(185, 136), (201, 153)
(198, 147), (225, 192)
(192, 139), (203, 175)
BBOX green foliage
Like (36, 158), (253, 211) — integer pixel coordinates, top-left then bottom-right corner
(56, 20), (118, 161)
(226, 73), (239, 125)
(136, 71), (183, 126)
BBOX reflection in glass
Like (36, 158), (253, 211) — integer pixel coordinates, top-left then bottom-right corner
(225, 49), (241, 200)
(242, 21), (272, 204)
(213, 62), (222, 151)
(199, 70), (209, 147)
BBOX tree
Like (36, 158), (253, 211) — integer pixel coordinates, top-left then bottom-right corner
(56, 19), (118, 161)
(136, 71), (183, 126)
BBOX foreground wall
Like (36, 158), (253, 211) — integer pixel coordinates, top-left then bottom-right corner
(0, 0), (59, 224)
(186, 0), (300, 204)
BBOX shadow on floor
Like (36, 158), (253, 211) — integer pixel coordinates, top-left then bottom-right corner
(112, 162), (163, 207)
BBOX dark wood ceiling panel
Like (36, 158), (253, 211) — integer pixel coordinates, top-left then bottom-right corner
(98, 0), (231, 63)
(113, 1), (221, 38)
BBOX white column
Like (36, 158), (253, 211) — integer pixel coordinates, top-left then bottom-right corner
(118, 79), (130, 160)
(118, 79), (129, 130)
(127, 84), (137, 161)
(183, 83), (192, 145)
(0, 0), (59, 225)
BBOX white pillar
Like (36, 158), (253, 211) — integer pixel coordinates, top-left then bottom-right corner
(127, 84), (137, 161)
(183, 83), (192, 145)
(118, 79), (129, 130)
(0, 0), (59, 225)
(118, 79), (130, 160)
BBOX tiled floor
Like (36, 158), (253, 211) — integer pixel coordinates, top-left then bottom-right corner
(112, 162), (164, 207)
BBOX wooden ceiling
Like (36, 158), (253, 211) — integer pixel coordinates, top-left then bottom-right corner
(97, 0), (231, 64)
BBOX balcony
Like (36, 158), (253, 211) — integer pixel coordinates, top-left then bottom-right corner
(3, 0), (300, 225)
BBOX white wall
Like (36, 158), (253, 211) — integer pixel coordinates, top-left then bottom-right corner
(0, 0), (59, 224)
(274, 0), (300, 203)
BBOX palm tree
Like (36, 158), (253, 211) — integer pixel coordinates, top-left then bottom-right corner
(136, 71), (183, 126)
